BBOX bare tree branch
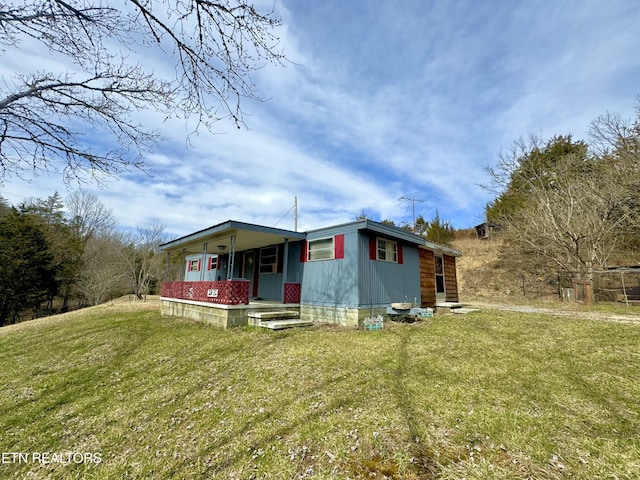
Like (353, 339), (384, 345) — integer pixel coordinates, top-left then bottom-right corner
(0, 0), (285, 183)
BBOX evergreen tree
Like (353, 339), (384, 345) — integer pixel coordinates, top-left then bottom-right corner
(424, 211), (455, 246)
(0, 211), (57, 326)
(484, 132), (637, 277)
(18, 193), (84, 312)
(485, 135), (588, 224)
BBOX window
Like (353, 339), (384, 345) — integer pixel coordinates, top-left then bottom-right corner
(308, 237), (334, 261)
(259, 246), (278, 273)
(434, 255), (445, 295)
(377, 238), (397, 263)
(187, 259), (201, 272)
(207, 256), (218, 270)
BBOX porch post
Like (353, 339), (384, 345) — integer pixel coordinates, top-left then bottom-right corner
(200, 242), (208, 281)
(164, 252), (171, 282)
(179, 248), (186, 281)
(281, 238), (289, 303)
(227, 234), (236, 280)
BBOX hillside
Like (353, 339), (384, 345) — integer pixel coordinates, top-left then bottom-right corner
(453, 236), (640, 306)
(1, 299), (639, 479)
(451, 237), (544, 302)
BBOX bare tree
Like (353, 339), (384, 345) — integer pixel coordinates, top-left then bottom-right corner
(589, 97), (640, 159)
(77, 232), (128, 305)
(66, 189), (117, 240)
(503, 155), (633, 278)
(123, 222), (167, 300)
(0, 0), (284, 183)
(487, 131), (638, 280)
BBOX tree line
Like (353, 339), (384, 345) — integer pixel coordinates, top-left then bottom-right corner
(0, 191), (167, 327)
(483, 98), (640, 280)
(357, 209), (457, 247)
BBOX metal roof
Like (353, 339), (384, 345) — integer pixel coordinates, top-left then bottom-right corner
(160, 218), (462, 257)
(159, 220), (306, 254)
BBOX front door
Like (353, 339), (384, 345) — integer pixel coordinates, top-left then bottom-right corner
(434, 254), (446, 301)
(241, 251), (258, 298)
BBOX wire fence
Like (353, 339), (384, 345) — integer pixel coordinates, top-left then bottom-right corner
(558, 269), (640, 305)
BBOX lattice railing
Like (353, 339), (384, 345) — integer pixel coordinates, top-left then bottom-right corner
(283, 282), (301, 304)
(161, 280), (250, 305)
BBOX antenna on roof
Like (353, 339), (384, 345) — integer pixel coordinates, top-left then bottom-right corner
(399, 195), (425, 233)
(399, 182), (437, 232)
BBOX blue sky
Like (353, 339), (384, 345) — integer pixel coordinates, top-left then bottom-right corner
(1, 0), (639, 239)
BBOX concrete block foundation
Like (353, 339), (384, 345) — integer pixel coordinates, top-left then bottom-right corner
(299, 304), (388, 327)
(161, 298), (299, 328)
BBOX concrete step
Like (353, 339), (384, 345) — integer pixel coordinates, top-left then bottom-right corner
(247, 310), (299, 320)
(435, 302), (463, 314)
(435, 302), (462, 308)
(259, 319), (313, 330)
(452, 308), (480, 314)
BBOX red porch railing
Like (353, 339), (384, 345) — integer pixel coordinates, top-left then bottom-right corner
(283, 282), (301, 303)
(161, 280), (250, 305)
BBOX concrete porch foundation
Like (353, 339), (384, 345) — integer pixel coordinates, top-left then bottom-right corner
(161, 297), (300, 328)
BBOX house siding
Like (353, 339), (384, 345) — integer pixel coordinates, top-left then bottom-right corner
(184, 254), (221, 281)
(287, 241), (304, 284)
(419, 248), (436, 307)
(443, 254), (459, 302)
(300, 227), (359, 307)
(358, 233), (420, 307)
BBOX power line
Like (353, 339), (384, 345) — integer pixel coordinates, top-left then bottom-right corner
(272, 197), (298, 230)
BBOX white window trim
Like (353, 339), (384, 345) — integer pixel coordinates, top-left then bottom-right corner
(376, 237), (398, 263)
(307, 236), (335, 261)
(259, 245), (278, 274)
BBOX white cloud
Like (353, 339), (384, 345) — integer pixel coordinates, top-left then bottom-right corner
(2, 0), (639, 234)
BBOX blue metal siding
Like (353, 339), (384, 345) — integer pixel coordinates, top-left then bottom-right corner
(257, 273), (282, 299)
(301, 226), (421, 308)
(358, 234), (421, 307)
(184, 254), (221, 281)
(300, 229), (359, 307)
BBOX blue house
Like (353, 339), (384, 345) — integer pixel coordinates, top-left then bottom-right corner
(160, 219), (461, 327)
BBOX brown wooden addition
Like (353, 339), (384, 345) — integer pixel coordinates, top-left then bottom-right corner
(443, 254), (459, 303)
(419, 247), (459, 307)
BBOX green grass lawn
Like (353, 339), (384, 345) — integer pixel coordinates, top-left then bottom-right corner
(1, 304), (638, 479)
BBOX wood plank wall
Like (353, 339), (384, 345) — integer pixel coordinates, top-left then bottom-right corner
(443, 254), (459, 302)
(419, 248), (436, 307)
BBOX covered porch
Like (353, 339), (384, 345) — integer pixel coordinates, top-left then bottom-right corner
(159, 220), (306, 326)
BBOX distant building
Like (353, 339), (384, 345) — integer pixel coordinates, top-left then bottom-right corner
(474, 222), (499, 240)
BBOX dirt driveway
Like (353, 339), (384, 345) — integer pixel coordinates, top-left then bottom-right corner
(466, 301), (640, 325)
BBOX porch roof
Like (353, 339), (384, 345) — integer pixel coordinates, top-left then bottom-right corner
(160, 220), (306, 255)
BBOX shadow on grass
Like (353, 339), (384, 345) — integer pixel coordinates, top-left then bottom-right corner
(391, 327), (468, 479)
(191, 371), (369, 478)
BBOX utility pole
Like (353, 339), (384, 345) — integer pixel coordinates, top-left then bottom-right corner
(294, 196), (298, 232)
